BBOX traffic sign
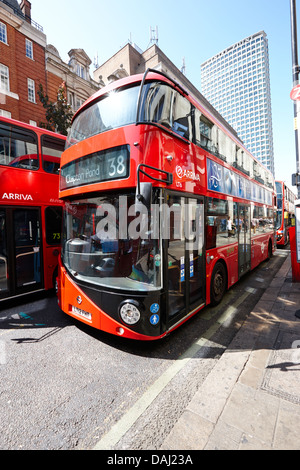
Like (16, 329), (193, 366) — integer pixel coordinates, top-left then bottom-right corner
(290, 84), (300, 100)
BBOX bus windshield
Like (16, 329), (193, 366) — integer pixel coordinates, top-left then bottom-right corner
(66, 85), (140, 147)
(66, 79), (193, 148)
(62, 192), (162, 291)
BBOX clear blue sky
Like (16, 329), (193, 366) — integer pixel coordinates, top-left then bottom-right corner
(31, 0), (299, 191)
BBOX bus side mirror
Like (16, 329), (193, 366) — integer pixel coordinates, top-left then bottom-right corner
(135, 163), (172, 210)
(136, 182), (152, 211)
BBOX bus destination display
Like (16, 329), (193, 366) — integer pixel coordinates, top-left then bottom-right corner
(60, 145), (129, 190)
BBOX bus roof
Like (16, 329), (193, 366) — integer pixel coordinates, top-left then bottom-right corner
(0, 116), (66, 140)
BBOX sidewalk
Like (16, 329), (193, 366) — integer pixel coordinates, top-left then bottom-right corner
(160, 254), (300, 450)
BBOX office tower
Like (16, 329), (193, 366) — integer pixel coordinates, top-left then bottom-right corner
(201, 31), (275, 176)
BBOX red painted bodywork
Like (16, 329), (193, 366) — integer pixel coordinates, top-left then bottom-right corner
(0, 117), (66, 296)
(57, 73), (275, 340)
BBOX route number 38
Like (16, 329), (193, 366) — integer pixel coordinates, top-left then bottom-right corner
(108, 155), (126, 177)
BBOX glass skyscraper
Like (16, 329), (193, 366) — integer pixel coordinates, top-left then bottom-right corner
(200, 31), (275, 176)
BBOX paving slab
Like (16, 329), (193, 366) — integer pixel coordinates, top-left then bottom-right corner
(160, 255), (300, 450)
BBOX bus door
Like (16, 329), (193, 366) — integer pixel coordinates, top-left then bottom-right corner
(238, 204), (251, 277)
(165, 194), (205, 329)
(0, 210), (8, 293)
(0, 208), (43, 300)
(13, 209), (42, 293)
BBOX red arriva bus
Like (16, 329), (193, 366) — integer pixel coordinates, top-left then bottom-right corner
(57, 69), (275, 340)
(275, 181), (295, 246)
(0, 117), (66, 302)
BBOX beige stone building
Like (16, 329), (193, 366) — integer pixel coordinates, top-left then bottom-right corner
(93, 42), (239, 140)
(46, 45), (99, 113)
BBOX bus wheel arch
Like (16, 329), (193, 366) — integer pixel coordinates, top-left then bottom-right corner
(210, 259), (228, 306)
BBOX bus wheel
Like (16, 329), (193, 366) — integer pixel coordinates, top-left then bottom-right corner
(210, 262), (227, 306)
(267, 240), (273, 259)
(52, 267), (58, 291)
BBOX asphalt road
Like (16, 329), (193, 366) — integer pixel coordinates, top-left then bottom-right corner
(0, 248), (289, 450)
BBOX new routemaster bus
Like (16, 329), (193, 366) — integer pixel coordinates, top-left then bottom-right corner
(275, 180), (295, 246)
(0, 117), (66, 302)
(57, 69), (275, 340)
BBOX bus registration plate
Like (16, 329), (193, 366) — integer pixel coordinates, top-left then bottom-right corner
(71, 305), (92, 321)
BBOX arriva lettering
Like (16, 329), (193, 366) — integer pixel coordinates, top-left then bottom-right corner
(176, 165), (200, 182)
(2, 193), (33, 201)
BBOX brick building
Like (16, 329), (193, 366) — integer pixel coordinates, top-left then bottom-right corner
(0, 0), (47, 124)
(0, 0), (99, 128)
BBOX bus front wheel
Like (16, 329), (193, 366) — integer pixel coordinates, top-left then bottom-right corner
(210, 261), (227, 306)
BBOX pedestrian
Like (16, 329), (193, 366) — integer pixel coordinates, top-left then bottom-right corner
(227, 216), (232, 237)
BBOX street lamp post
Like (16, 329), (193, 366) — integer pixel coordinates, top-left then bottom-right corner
(290, 0), (300, 312)
(291, 0), (300, 194)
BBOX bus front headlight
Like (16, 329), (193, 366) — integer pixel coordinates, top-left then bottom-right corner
(119, 301), (141, 325)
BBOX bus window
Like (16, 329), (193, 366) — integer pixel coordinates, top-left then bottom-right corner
(42, 135), (65, 174)
(0, 211), (8, 292)
(66, 86), (139, 147)
(252, 205), (274, 234)
(141, 82), (173, 129)
(194, 110), (217, 154)
(172, 91), (192, 140)
(62, 192), (162, 291)
(140, 82), (192, 140)
(167, 195), (186, 317)
(0, 122), (38, 169)
(206, 199), (238, 248)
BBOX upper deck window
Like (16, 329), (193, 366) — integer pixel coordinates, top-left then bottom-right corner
(275, 181), (283, 196)
(66, 80), (193, 148)
(0, 122), (38, 169)
(41, 135), (65, 174)
(140, 81), (192, 141)
(66, 85), (140, 148)
(194, 111), (215, 151)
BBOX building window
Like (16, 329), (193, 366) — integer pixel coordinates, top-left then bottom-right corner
(76, 64), (85, 79)
(0, 109), (11, 118)
(68, 92), (74, 110)
(28, 78), (36, 103)
(75, 97), (84, 111)
(0, 64), (9, 92)
(25, 39), (33, 60)
(0, 22), (7, 44)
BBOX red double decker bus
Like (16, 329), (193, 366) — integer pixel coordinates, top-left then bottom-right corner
(57, 70), (275, 340)
(0, 117), (66, 302)
(275, 181), (295, 246)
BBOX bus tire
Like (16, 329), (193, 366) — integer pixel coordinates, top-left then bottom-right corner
(267, 240), (273, 260)
(52, 266), (58, 291)
(210, 261), (227, 306)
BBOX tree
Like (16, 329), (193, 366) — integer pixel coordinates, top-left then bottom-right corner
(38, 82), (73, 135)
